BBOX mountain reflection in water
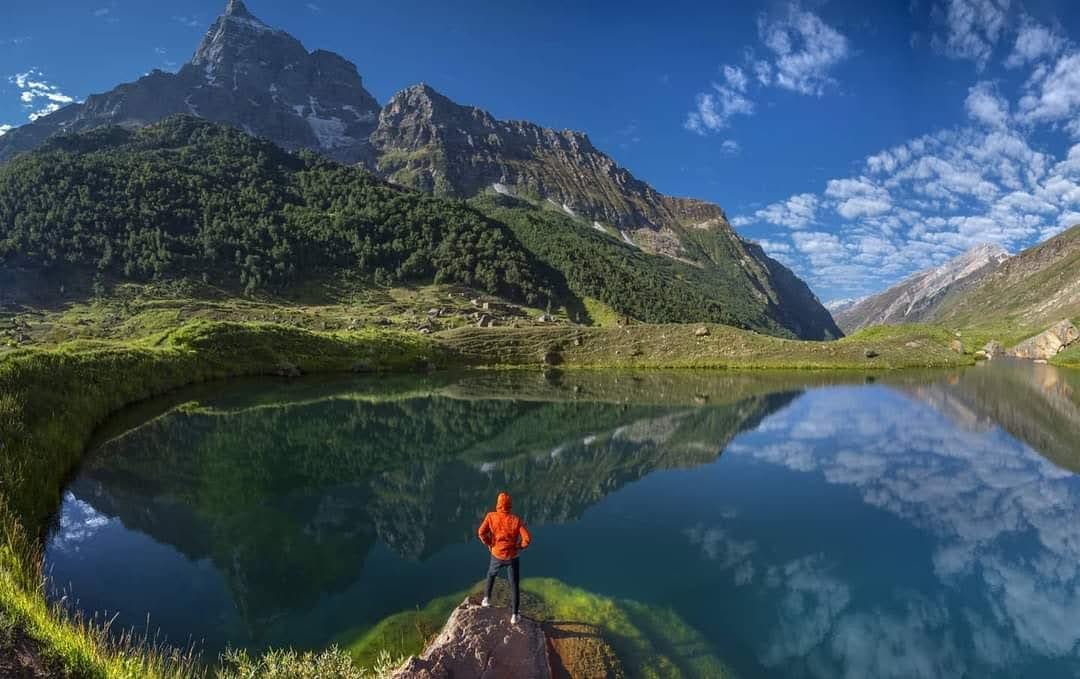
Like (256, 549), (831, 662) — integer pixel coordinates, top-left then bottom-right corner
(45, 364), (1080, 677)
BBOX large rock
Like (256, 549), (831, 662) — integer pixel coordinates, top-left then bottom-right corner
(392, 599), (551, 679)
(1007, 320), (1080, 360)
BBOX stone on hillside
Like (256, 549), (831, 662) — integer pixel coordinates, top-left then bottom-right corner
(949, 339), (964, 354)
(537, 313), (554, 323)
(864, 348), (879, 358)
(391, 599), (550, 679)
(694, 326), (710, 337)
(982, 340), (1004, 358)
(476, 314), (496, 328)
(1007, 320), (1079, 360)
(974, 350), (988, 360)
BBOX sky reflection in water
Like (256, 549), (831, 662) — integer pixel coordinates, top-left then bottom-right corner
(45, 365), (1080, 677)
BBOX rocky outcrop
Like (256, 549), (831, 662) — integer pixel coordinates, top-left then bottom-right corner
(392, 600), (551, 679)
(833, 243), (1010, 332)
(1007, 320), (1080, 360)
(0, 0), (380, 164)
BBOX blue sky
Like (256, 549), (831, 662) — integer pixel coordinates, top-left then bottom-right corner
(2, 0), (1080, 301)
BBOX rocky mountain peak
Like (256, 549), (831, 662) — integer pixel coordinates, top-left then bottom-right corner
(832, 242), (1013, 332)
(224, 0), (255, 18)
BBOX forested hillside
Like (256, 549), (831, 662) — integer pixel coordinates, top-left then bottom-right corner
(0, 116), (837, 338)
(0, 116), (554, 304)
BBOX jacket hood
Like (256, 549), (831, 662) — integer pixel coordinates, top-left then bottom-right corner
(496, 492), (512, 512)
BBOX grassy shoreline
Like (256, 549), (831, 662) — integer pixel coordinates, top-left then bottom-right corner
(0, 319), (974, 677)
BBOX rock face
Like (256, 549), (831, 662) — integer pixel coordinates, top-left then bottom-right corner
(0, 0), (380, 164)
(371, 83), (724, 257)
(1007, 320), (1080, 360)
(833, 243), (1010, 332)
(392, 599), (551, 679)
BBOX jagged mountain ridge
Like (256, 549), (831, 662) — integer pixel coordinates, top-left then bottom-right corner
(833, 243), (1011, 332)
(0, 0), (841, 339)
(0, 0), (380, 164)
(928, 225), (1080, 331)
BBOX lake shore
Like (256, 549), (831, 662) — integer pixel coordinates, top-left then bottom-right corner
(0, 318), (975, 678)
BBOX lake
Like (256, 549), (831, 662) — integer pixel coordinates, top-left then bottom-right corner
(45, 361), (1080, 677)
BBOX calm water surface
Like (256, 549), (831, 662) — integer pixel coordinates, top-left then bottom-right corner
(45, 362), (1080, 677)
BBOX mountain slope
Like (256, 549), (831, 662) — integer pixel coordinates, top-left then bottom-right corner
(833, 243), (1010, 332)
(0, 0), (380, 165)
(930, 225), (1080, 332)
(0, 116), (835, 337)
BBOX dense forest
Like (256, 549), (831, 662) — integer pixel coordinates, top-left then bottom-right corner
(0, 116), (555, 304)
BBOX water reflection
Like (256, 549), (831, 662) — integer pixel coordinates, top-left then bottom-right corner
(44, 363), (1080, 676)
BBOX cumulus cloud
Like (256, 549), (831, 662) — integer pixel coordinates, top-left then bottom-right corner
(1016, 51), (1080, 132)
(720, 139), (740, 155)
(965, 81), (1009, 128)
(1005, 16), (1065, 68)
(9, 70), (75, 122)
(685, 2), (849, 144)
(741, 193), (820, 229)
(756, 2), (851, 96)
(684, 85), (754, 134)
(929, 0), (1011, 69)
(825, 177), (893, 219)
(733, 109), (1080, 298)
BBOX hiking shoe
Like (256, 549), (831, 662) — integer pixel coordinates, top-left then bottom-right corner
(481, 597), (491, 607)
(510, 613), (520, 624)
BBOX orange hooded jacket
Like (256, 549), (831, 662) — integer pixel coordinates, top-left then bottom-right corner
(477, 492), (531, 560)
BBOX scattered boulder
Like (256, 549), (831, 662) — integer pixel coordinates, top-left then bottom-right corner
(274, 362), (302, 378)
(974, 350), (989, 360)
(470, 298), (482, 308)
(572, 336), (583, 347)
(391, 600), (551, 679)
(537, 313), (554, 323)
(418, 327), (432, 335)
(863, 348), (879, 359)
(694, 326), (710, 337)
(476, 314), (496, 328)
(427, 308), (442, 318)
(1007, 320), (1079, 360)
(949, 339), (964, 354)
(982, 340), (1004, 358)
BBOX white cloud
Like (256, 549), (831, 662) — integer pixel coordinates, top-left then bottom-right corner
(742, 193), (820, 229)
(1005, 16), (1065, 68)
(965, 81), (1009, 129)
(685, 85), (754, 134)
(720, 139), (740, 155)
(173, 15), (201, 29)
(825, 177), (893, 219)
(0, 124), (12, 136)
(930, 0), (1011, 69)
(685, 2), (849, 137)
(723, 65), (748, 92)
(9, 69), (75, 122)
(93, 7), (110, 17)
(1016, 51), (1080, 131)
(757, 2), (851, 96)
(306, 2), (321, 11)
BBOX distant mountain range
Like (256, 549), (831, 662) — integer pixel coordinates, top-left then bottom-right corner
(0, 0), (841, 339)
(833, 227), (1080, 335)
(833, 243), (1010, 331)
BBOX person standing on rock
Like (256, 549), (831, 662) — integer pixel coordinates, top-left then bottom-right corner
(477, 491), (532, 624)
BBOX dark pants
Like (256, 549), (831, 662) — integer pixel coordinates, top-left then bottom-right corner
(484, 556), (521, 615)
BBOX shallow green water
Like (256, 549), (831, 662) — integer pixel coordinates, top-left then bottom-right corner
(45, 362), (1080, 677)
